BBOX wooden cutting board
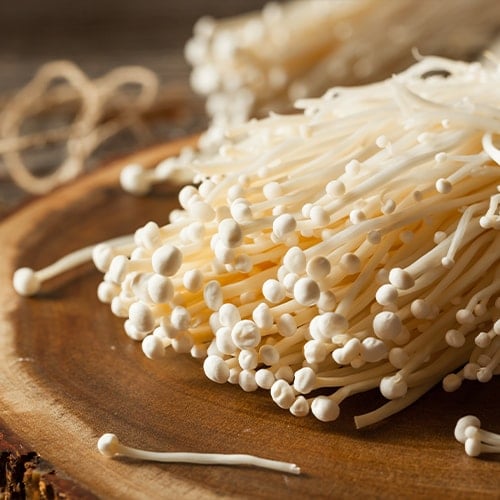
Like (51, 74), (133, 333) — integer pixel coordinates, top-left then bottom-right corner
(0, 138), (498, 499)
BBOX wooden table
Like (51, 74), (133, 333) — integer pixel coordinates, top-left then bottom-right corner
(1, 2), (499, 498)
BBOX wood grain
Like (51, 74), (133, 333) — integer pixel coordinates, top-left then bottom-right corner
(0, 139), (499, 499)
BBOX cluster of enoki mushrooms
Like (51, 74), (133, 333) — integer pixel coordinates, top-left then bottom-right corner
(13, 57), (500, 460)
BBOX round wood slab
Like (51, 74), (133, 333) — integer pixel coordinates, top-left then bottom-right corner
(0, 138), (498, 498)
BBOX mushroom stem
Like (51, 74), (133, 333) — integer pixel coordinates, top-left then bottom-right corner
(97, 434), (300, 474)
(13, 234), (134, 296)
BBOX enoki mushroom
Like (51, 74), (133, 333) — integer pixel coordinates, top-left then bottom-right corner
(13, 57), (500, 462)
(97, 433), (300, 474)
(186, 0), (500, 152)
(454, 415), (500, 458)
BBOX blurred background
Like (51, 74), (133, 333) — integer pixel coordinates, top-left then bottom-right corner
(0, 0), (269, 92)
(0, 0), (499, 216)
(0, 0), (270, 214)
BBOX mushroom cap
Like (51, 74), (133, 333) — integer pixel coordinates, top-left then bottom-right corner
(97, 433), (121, 457)
(454, 415), (481, 444)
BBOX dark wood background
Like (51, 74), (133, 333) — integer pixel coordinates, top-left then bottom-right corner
(0, 0), (272, 216)
(0, 0), (271, 92)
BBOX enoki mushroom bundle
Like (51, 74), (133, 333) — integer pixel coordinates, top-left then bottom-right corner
(14, 57), (500, 431)
(186, 0), (500, 151)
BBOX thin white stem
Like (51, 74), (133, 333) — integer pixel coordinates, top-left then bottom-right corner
(38, 235), (135, 281)
(98, 434), (300, 474)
